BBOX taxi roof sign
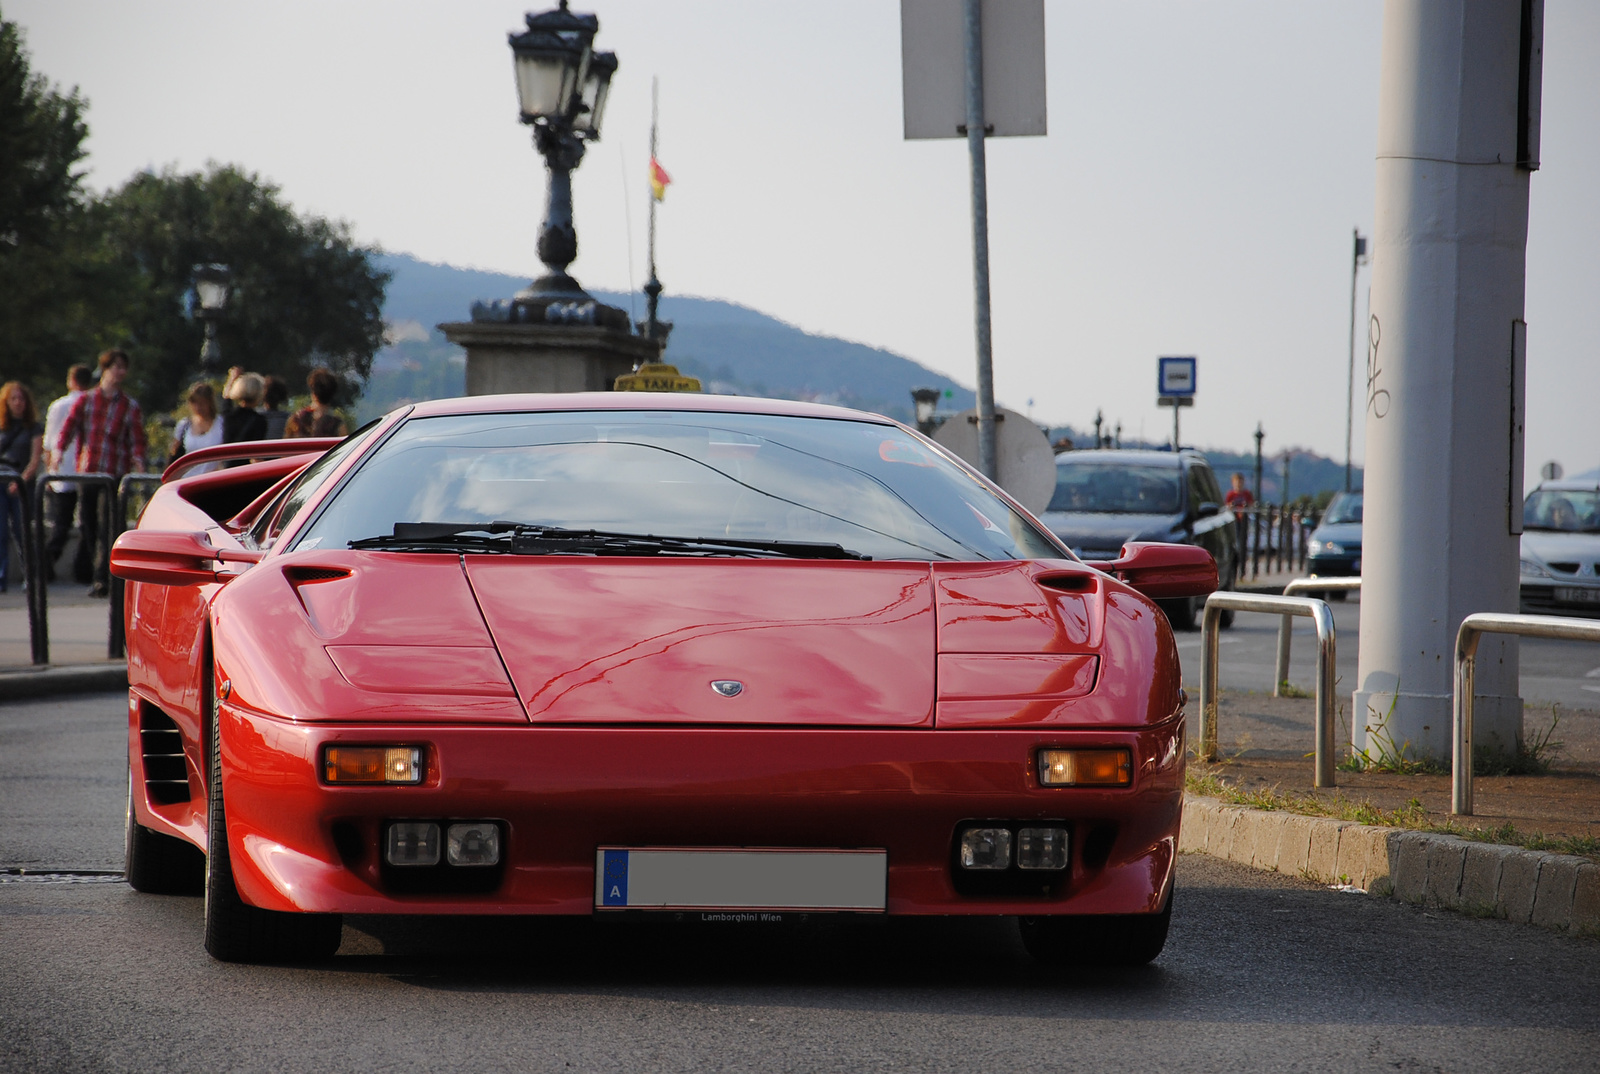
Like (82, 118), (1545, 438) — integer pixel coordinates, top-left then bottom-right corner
(614, 362), (702, 393)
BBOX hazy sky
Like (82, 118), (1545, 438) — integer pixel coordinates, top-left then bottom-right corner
(9, 1), (1597, 477)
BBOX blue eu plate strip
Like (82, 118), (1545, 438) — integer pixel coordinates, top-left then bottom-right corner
(601, 849), (629, 906)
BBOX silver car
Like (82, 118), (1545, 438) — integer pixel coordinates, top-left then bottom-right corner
(1520, 480), (1600, 617)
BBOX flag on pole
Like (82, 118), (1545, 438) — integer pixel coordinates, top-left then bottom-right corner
(649, 158), (672, 201)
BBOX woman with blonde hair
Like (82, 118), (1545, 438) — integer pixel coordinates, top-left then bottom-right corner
(171, 382), (225, 474)
(0, 381), (43, 592)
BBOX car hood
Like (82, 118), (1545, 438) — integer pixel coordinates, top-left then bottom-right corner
(1310, 521), (1362, 545)
(213, 553), (1171, 730)
(1521, 530), (1600, 565)
(464, 558), (938, 727)
(1036, 511), (1181, 555)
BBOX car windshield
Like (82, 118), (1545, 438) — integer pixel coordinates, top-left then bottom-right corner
(1322, 492), (1363, 525)
(290, 411), (1065, 562)
(1046, 461), (1182, 515)
(1524, 489), (1600, 533)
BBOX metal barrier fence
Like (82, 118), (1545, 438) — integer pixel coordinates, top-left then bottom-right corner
(1276, 576), (1361, 696)
(1234, 505), (1319, 580)
(29, 470), (161, 664)
(1453, 612), (1600, 816)
(1199, 591), (1338, 787)
(0, 468), (40, 661)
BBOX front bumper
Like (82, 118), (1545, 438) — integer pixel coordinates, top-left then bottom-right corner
(1521, 580), (1600, 618)
(212, 706), (1184, 918)
(1307, 555), (1360, 577)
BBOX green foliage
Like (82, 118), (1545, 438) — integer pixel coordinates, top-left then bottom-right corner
(92, 164), (391, 410)
(0, 14), (112, 403)
(0, 15), (389, 412)
(1341, 690), (1445, 775)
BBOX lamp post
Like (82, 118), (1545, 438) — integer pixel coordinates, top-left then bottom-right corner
(192, 263), (232, 377)
(508, 2), (617, 306)
(1344, 228), (1369, 491)
(1253, 422), (1264, 504)
(910, 388), (942, 436)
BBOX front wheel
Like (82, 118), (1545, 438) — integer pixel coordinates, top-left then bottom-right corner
(1018, 890), (1173, 967)
(203, 675), (342, 963)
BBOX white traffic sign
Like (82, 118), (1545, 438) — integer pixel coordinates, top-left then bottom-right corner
(900, 0), (1047, 139)
(1158, 356), (1197, 397)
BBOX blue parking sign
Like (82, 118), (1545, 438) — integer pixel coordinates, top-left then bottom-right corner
(1158, 356), (1197, 396)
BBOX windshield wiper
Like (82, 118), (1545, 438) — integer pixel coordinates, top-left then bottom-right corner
(352, 522), (870, 560)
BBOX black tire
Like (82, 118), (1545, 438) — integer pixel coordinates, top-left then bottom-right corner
(203, 672), (342, 963)
(1217, 562), (1237, 629)
(124, 769), (204, 895)
(1158, 596), (1197, 632)
(1018, 889), (1173, 967)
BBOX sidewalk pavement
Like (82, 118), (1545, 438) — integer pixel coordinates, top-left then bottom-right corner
(0, 579), (127, 699)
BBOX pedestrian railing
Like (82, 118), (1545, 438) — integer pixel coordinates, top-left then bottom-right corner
(1198, 591), (1338, 787)
(109, 474), (165, 657)
(1233, 505), (1320, 580)
(1452, 612), (1600, 816)
(1275, 576), (1361, 697)
(1, 468), (42, 661)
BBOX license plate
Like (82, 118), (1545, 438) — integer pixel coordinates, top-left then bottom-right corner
(1555, 587), (1600, 604)
(595, 848), (887, 912)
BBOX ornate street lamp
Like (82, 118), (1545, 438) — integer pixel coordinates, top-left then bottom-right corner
(192, 262), (232, 376)
(910, 387), (942, 436)
(509, 2), (617, 305)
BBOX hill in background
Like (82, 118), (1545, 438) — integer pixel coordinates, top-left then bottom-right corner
(364, 252), (1357, 500)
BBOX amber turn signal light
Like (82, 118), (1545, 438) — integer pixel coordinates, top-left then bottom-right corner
(1037, 748), (1132, 787)
(323, 746), (424, 784)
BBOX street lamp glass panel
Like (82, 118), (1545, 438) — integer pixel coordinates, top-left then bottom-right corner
(574, 51), (616, 136)
(512, 42), (582, 119)
(195, 278), (229, 311)
(911, 388), (940, 426)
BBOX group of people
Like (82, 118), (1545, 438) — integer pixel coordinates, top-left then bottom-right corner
(0, 350), (350, 597)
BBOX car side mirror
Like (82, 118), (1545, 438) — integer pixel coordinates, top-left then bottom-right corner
(1105, 541), (1218, 600)
(1195, 501), (1221, 519)
(110, 530), (263, 587)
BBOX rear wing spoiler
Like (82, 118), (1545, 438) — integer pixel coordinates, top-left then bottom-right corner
(161, 438), (344, 483)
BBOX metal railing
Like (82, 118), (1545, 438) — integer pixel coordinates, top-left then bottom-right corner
(110, 474), (165, 657)
(1, 468), (41, 660)
(1198, 591), (1338, 787)
(1453, 612), (1600, 815)
(1234, 505), (1319, 580)
(29, 470), (161, 663)
(1276, 576), (1361, 696)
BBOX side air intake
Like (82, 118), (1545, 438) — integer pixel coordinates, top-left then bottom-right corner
(139, 704), (191, 805)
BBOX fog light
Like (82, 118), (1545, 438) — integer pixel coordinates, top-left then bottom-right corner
(1038, 748), (1132, 787)
(959, 827), (1012, 870)
(386, 822), (440, 866)
(447, 822), (501, 867)
(1017, 827), (1069, 870)
(324, 746), (423, 784)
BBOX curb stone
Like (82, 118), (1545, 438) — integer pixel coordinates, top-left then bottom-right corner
(1181, 794), (1597, 937)
(0, 663), (127, 702)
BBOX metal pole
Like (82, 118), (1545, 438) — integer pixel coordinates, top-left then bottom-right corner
(644, 76), (662, 343)
(1199, 600), (1221, 762)
(1172, 403), (1180, 452)
(963, 0), (997, 481)
(1344, 228), (1363, 492)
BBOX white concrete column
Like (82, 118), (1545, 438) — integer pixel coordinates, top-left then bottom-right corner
(1354, 0), (1541, 763)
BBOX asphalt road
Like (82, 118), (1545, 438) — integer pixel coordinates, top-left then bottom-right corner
(1177, 597), (1600, 711)
(3, 693), (1599, 1073)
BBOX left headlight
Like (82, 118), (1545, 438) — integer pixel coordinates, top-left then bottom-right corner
(1309, 540), (1344, 556)
(1520, 558), (1553, 579)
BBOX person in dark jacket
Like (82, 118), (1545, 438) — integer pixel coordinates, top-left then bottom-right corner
(283, 367), (348, 439)
(221, 370), (268, 444)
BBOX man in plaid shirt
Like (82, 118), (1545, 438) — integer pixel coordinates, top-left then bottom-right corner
(55, 349), (147, 596)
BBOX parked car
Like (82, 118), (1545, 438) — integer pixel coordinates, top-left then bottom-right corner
(1520, 480), (1600, 617)
(1037, 449), (1237, 629)
(1306, 491), (1362, 600)
(112, 395), (1216, 966)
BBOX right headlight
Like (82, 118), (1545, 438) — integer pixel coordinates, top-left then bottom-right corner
(1520, 558), (1553, 579)
(1309, 540), (1344, 556)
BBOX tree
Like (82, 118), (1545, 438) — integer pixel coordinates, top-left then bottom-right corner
(93, 165), (391, 409)
(0, 12), (108, 399)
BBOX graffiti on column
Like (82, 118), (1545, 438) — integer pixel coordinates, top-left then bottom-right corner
(1365, 313), (1390, 418)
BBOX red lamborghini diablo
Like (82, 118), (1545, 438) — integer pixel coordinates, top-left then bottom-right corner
(111, 394), (1215, 964)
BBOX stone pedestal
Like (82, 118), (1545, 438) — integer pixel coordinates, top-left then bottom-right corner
(439, 320), (662, 396)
